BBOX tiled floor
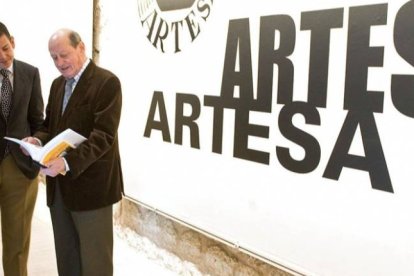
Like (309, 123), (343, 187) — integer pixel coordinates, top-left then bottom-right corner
(0, 184), (179, 276)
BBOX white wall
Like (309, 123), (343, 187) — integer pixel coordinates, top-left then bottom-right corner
(0, 0), (93, 99)
(100, 0), (414, 275)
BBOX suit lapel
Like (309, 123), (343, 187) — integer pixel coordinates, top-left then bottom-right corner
(56, 79), (66, 118)
(61, 62), (95, 118)
(9, 60), (28, 121)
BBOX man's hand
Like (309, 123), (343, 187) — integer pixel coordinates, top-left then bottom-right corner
(21, 136), (41, 156)
(41, 157), (66, 177)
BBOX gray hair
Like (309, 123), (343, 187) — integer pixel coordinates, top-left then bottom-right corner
(68, 30), (82, 48)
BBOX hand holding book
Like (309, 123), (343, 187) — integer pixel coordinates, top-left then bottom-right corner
(5, 128), (87, 175)
(40, 157), (68, 177)
(20, 137), (42, 157)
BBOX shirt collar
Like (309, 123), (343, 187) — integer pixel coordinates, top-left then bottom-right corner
(72, 59), (90, 83)
(2, 64), (13, 76)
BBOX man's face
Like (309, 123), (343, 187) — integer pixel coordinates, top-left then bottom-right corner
(49, 34), (85, 79)
(0, 34), (15, 69)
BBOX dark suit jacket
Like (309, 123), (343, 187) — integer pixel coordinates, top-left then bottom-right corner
(0, 59), (44, 179)
(35, 61), (123, 211)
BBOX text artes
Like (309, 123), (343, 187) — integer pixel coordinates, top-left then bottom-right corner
(144, 1), (414, 193)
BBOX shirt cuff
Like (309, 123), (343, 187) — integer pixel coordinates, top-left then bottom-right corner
(33, 137), (43, 146)
(62, 157), (70, 172)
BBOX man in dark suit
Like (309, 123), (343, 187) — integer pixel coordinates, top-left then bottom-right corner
(0, 22), (44, 276)
(27, 28), (123, 276)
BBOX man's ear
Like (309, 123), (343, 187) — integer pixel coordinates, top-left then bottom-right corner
(10, 36), (15, 48)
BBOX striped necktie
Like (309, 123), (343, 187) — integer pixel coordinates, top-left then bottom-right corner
(62, 78), (75, 114)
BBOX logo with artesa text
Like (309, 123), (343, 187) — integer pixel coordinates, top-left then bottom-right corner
(137, 0), (214, 53)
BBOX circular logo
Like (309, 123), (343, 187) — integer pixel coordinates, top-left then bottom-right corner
(137, 0), (214, 53)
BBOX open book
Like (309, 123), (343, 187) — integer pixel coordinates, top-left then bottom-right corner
(4, 128), (87, 166)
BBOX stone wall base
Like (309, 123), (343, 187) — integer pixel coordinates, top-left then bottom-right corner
(114, 198), (294, 276)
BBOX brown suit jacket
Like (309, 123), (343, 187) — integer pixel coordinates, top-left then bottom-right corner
(35, 61), (123, 211)
(0, 59), (44, 179)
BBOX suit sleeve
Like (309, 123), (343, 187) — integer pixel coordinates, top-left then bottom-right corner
(34, 78), (56, 144)
(28, 68), (44, 135)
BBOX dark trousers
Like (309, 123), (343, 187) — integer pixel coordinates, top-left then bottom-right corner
(50, 183), (113, 276)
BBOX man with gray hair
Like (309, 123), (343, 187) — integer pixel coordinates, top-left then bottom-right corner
(26, 28), (123, 276)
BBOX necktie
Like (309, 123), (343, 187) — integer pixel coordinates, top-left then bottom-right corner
(0, 69), (12, 121)
(62, 78), (75, 114)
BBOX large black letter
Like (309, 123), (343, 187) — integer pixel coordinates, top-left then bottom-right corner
(301, 8), (344, 107)
(323, 111), (393, 193)
(175, 93), (201, 148)
(277, 102), (321, 173)
(391, 0), (414, 117)
(220, 18), (254, 105)
(205, 18), (271, 162)
(344, 4), (387, 112)
(205, 18), (256, 154)
(258, 15), (296, 107)
(233, 107), (270, 165)
(144, 91), (171, 142)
